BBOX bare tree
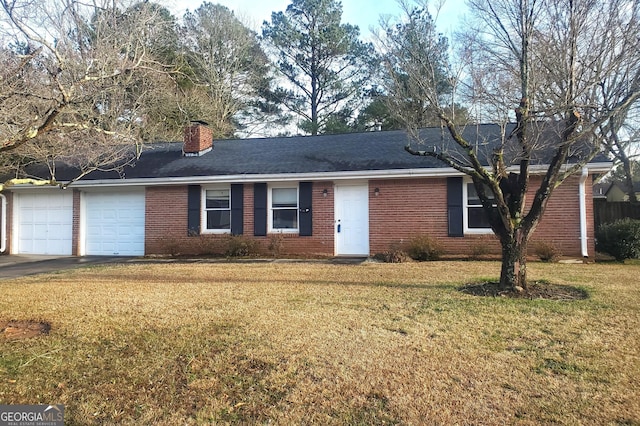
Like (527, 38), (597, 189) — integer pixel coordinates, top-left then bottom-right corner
(0, 0), (170, 189)
(383, 0), (640, 290)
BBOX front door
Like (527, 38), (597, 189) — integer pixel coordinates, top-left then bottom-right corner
(334, 184), (369, 256)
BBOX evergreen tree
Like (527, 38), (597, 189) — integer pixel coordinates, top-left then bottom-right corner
(262, 0), (375, 135)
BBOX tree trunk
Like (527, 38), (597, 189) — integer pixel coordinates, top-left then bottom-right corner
(499, 231), (529, 291)
(621, 155), (638, 203)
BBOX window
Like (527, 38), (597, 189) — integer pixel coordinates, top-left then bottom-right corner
(464, 182), (496, 232)
(203, 188), (230, 232)
(270, 187), (298, 231)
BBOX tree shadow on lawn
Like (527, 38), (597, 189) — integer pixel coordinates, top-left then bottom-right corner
(459, 281), (589, 300)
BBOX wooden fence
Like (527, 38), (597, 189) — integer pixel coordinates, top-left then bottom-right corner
(594, 199), (640, 231)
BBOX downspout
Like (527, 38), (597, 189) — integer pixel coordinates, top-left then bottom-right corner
(579, 167), (589, 258)
(0, 194), (6, 253)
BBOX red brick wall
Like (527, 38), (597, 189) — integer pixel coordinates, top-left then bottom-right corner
(369, 178), (450, 253)
(145, 183), (335, 257)
(145, 186), (190, 255)
(532, 175), (594, 257)
(143, 175), (594, 258)
(368, 175), (593, 258)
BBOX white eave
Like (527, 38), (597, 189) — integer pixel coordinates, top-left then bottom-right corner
(7, 161), (613, 190)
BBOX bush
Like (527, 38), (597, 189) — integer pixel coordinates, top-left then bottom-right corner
(534, 241), (562, 262)
(161, 238), (224, 257)
(268, 233), (285, 257)
(374, 243), (409, 263)
(596, 218), (640, 261)
(469, 237), (491, 260)
(405, 235), (443, 261)
(224, 235), (260, 257)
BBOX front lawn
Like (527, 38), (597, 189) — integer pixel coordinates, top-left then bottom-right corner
(0, 261), (638, 425)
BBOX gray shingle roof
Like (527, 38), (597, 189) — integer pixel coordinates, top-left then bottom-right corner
(35, 123), (612, 182)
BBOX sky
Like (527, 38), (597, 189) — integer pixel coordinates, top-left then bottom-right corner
(161, 0), (468, 37)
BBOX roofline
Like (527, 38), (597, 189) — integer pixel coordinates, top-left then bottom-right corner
(7, 162), (612, 190)
(66, 167), (463, 188)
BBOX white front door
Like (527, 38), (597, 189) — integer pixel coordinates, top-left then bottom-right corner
(84, 191), (145, 256)
(14, 191), (73, 255)
(334, 184), (369, 256)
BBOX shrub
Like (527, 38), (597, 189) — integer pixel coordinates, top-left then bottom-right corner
(161, 238), (223, 257)
(470, 238), (491, 260)
(596, 218), (640, 261)
(224, 235), (260, 257)
(534, 241), (561, 262)
(405, 235), (443, 261)
(374, 243), (409, 263)
(268, 233), (285, 257)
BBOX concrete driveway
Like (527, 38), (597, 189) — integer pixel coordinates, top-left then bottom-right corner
(0, 255), (136, 280)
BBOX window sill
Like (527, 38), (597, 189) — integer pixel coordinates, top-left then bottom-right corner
(268, 229), (299, 235)
(464, 228), (494, 235)
(201, 229), (232, 235)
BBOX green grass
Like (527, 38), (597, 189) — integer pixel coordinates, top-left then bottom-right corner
(0, 261), (638, 425)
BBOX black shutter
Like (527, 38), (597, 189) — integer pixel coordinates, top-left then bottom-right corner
(231, 184), (244, 235)
(187, 185), (201, 236)
(447, 177), (464, 237)
(254, 183), (267, 236)
(299, 182), (313, 236)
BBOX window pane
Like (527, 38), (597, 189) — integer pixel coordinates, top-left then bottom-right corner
(467, 183), (481, 205)
(273, 209), (298, 229)
(467, 183), (494, 205)
(206, 189), (230, 209)
(207, 210), (230, 229)
(272, 188), (297, 207)
(468, 207), (491, 228)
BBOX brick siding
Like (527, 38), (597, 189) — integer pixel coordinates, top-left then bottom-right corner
(145, 183), (335, 257)
(143, 175), (593, 258)
(369, 175), (592, 258)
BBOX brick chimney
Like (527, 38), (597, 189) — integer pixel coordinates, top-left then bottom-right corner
(183, 121), (213, 156)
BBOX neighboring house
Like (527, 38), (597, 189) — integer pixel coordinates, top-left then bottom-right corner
(1, 123), (612, 258)
(595, 181), (640, 202)
(593, 182), (613, 200)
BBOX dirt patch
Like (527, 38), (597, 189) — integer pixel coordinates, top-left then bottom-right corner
(459, 281), (589, 300)
(0, 320), (51, 340)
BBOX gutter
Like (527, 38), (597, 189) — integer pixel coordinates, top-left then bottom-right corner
(0, 194), (6, 253)
(6, 162), (615, 190)
(579, 167), (589, 257)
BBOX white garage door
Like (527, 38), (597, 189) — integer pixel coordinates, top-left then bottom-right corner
(16, 191), (73, 255)
(85, 191), (145, 256)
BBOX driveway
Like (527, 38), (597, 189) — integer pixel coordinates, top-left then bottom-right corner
(0, 255), (136, 280)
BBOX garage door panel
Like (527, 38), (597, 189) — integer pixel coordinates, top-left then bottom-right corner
(85, 192), (145, 256)
(16, 192), (73, 255)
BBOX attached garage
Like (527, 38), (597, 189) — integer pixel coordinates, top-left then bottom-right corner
(13, 191), (74, 255)
(84, 191), (145, 256)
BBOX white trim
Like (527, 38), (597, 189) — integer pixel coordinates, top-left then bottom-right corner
(200, 185), (232, 235)
(10, 193), (18, 254)
(579, 167), (589, 257)
(0, 194), (6, 253)
(268, 184), (299, 234)
(79, 191), (86, 256)
(6, 162), (613, 190)
(462, 179), (494, 235)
